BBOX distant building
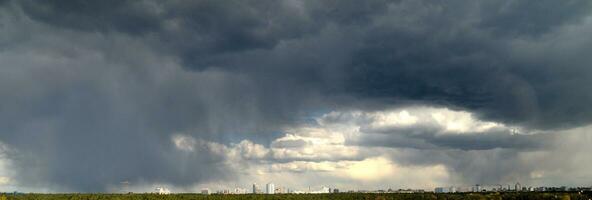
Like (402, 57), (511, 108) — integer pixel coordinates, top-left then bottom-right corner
(234, 187), (248, 194)
(473, 184), (482, 192)
(435, 187), (445, 193)
(449, 187), (457, 193)
(201, 188), (210, 195)
(253, 183), (259, 194)
(266, 183), (275, 194)
(515, 183), (521, 192)
(309, 186), (330, 194)
(333, 188), (339, 193)
(396, 189), (420, 193)
(155, 187), (170, 195)
(495, 185), (503, 191)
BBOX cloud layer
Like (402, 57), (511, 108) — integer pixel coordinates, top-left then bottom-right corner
(1, 0), (592, 192)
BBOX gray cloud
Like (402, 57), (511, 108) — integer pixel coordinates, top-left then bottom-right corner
(13, 0), (592, 129)
(356, 125), (548, 150)
(343, 0), (592, 129)
(270, 139), (310, 149)
(18, 0), (324, 69)
(0, 0), (592, 191)
(384, 126), (592, 186)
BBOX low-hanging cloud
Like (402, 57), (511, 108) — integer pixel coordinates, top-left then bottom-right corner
(1, 0), (592, 192)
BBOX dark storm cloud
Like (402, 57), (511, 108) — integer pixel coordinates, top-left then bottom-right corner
(342, 0), (592, 129)
(18, 0), (323, 68)
(355, 125), (548, 150)
(1, 0), (592, 191)
(18, 0), (162, 34)
(477, 1), (592, 36)
(0, 34), (239, 191)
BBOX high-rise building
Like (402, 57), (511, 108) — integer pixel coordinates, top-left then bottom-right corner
(515, 182), (521, 192)
(266, 183), (275, 194)
(252, 183), (259, 194)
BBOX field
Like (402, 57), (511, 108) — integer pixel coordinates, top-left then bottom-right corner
(2, 192), (591, 200)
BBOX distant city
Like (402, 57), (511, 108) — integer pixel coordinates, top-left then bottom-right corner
(149, 182), (592, 195)
(198, 183), (333, 195)
(433, 183), (592, 193)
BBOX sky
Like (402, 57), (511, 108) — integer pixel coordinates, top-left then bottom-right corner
(1, 0), (592, 193)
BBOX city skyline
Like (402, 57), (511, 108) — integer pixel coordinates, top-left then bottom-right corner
(124, 182), (592, 195)
(113, 180), (592, 194)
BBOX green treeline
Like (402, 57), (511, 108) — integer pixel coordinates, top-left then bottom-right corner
(1, 192), (590, 200)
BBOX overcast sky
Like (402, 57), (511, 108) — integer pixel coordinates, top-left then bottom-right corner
(1, 0), (592, 193)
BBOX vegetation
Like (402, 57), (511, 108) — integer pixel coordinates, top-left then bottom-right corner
(1, 192), (591, 200)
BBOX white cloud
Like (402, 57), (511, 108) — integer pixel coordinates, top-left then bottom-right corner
(168, 107), (592, 191)
(319, 107), (511, 135)
(369, 110), (419, 128)
(341, 157), (396, 181)
(171, 134), (197, 152)
(428, 109), (503, 134)
(339, 157), (450, 188)
(0, 177), (10, 185)
(230, 140), (269, 160)
(270, 161), (339, 173)
(169, 107), (474, 190)
(269, 127), (360, 161)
